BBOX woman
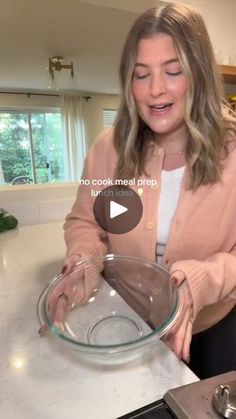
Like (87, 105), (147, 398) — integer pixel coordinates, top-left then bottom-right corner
(52, 3), (236, 379)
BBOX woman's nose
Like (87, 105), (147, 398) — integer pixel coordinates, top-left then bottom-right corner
(150, 75), (167, 97)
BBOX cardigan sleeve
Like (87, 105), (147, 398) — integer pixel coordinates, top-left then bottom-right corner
(63, 130), (110, 259)
(170, 246), (236, 318)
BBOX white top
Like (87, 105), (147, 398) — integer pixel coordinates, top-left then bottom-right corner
(156, 166), (185, 264)
(0, 222), (197, 419)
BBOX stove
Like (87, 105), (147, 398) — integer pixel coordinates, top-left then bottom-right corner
(117, 371), (236, 419)
(118, 399), (176, 419)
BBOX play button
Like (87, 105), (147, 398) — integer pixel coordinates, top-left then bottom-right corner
(110, 201), (128, 219)
(93, 185), (143, 234)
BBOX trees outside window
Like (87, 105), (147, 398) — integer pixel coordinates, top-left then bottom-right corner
(0, 111), (65, 184)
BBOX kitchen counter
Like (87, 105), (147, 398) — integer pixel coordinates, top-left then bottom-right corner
(0, 223), (198, 419)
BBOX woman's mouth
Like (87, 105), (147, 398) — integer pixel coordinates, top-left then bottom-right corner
(149, 103), (173, 115)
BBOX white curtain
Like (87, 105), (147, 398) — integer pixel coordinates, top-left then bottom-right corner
(0, 159), (5, 185)
(60, 95), (87, 181)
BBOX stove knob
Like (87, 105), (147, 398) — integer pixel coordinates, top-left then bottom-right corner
(212, 381), (236, 418)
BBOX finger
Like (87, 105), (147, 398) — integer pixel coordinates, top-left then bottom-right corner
(63, 267), (86, 306)
(65, 280), (85, 307)
(48, 266), (85, 321)
(38, 324), (48, 336)
(82, 263), (100, 303)
(62, 254), (81, 275)
(162, 284), (187, 342)
(182, 317), (193, 362)
(52, 294), (69, 330)
(48, 278), (67, 311)
(49, 262), (82, 310)
(61, 261), (73, 276)
(170, 309), (190, 359)
(170, 270), (186, 287)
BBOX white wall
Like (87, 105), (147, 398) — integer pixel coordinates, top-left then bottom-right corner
(205, 0), (236, 93)
(83, 93), (120, 147)
(0, 93), (60, 110)
(182, 0), (236, 65)
(169, 0), (236, 93)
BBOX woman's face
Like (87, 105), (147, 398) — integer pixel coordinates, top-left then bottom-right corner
(132, 33), (188, 138)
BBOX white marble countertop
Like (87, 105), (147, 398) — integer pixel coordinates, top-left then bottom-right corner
(0, 222), (198, 419)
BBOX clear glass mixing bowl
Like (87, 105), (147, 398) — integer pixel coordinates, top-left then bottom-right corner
(37, 254), (180, 364)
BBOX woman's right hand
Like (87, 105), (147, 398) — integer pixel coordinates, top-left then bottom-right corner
(39, 253), (102, 336)
(39, 254), (83, 335)
(61, 254), (82, 276)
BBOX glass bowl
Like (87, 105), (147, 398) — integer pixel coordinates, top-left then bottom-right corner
(37, 254), (180, 364)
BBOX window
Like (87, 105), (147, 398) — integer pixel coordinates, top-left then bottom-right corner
(0, 111), (66, 185)
(103, 109), (118, 128)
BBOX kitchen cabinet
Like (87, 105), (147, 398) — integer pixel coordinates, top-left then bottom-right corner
(220, 65), (236, 84)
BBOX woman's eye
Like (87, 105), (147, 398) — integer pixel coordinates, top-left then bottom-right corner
(134, 74), (149, 80)
(166, 70), (182, 76)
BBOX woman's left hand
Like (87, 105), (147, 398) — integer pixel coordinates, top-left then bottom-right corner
(163, 270), (194, 363)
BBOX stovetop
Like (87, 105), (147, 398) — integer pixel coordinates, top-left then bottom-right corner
(117, 399), (176, 419)
(117, 371), (236, 419)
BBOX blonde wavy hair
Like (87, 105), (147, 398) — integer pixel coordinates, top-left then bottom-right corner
(114, 2), (236, 189)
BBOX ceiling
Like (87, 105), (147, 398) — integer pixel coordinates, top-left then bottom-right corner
(0, 0), (208, 95)
(0, 0), (162, 95)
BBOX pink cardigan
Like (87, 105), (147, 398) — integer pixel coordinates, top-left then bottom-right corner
(64, 128), (236, 334)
